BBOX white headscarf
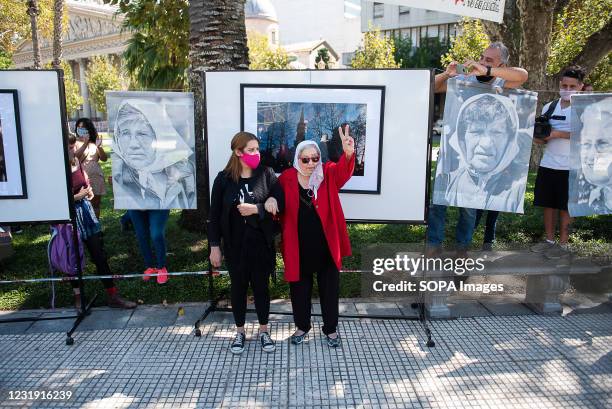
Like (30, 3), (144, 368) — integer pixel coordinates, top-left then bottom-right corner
(448, 93), (520, 188)
(293, 140), (324, 199)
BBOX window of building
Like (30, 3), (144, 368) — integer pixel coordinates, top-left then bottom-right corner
(271, 30), (277, 45)
(373, 2), (384, 18)
(344, 0), (361, 19)
(399, 6), (410, 15)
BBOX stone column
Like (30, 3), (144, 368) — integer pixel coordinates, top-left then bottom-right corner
(78, 58), (91, 118)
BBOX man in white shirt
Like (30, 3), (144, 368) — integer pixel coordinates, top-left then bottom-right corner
(531, 66), (586, 259)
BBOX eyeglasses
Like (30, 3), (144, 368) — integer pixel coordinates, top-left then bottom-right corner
(300, 156), (320, 164)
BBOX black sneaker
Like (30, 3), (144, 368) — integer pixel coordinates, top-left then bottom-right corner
(259, 332), (276, 353)
(290, 331), (307, 345)
(230, 332), (246, 354)
(326, 334), (341, 348)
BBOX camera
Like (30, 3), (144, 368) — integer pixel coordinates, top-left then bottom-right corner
(533, 115), (552, 139)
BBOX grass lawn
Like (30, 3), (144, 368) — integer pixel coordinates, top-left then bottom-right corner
(1, 145), (610, 310)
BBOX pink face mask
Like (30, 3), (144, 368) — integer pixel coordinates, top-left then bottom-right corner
(240, 152), (261, 169)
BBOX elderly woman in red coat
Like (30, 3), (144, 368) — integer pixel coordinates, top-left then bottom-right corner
(266, 125), (354, 347)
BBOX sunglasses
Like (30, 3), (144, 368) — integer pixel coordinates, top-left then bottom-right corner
(300, 156), (320, 164)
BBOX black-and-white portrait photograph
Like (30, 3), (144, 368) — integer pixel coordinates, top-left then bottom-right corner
(568, 94), (612, 217)
(242, 84), (385, 194)
(0, 90), (27, 199)
(106, 91), (196, 210)
(433, 79), (537, 213)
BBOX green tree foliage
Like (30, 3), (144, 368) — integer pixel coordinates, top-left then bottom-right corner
(315, 48), (331, 69)
(441, 18), (489, 67)
(351, 25), (400, 69)
(394, 36), (450, 70)
(45, 60), (83, 115)
(86, 56), (126, 114)
(105, 0), (189, 90)
(247, 31), (290, 70)
(0, 0), (62, 53)
(548, 0), (612, 90)
(0, 49), (12, 68)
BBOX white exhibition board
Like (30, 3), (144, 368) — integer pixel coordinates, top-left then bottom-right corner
(0, 70), (71, 223)
(205, 70), (432, 223)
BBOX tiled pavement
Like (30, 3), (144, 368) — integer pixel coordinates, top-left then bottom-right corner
(0, 300), (610, 408)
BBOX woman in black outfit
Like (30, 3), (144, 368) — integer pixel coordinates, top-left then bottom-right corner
(208, 132), (284, 354)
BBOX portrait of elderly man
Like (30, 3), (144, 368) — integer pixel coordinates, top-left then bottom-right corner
(112, 99), (196, 210)
(444, 93), (525, 213)
(570, 96), (612, 216)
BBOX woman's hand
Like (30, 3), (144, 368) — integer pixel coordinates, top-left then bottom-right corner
(339, 125), (355, 158)
(74, 186), (92, 201)
(86, 188), (95, 201)
(210, 246), (222, 268)
(264, 197), (279, 216)
(237, 203), (258, 216)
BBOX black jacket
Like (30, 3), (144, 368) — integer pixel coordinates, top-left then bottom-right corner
(208, 166), (284, 254)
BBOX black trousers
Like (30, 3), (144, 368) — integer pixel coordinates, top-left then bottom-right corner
(228, 264), (270, 327)
(71, 232), (114, 290)
(290, 258), (339, 335)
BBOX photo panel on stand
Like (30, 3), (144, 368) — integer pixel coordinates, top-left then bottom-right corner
(0, 70), (72, 224)
(205, 69), (432, 223)
(106, 91), (197, 210)
(433, 79), (538, 214)
(568, 93), (612, 217)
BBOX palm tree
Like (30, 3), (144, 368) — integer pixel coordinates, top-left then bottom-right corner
(181, 0), (250, 231)
(26, 0), (42, 69)
(52, 0), (63, 69)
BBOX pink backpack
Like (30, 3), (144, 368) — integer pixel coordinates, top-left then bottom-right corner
(48, 224), (86, 276)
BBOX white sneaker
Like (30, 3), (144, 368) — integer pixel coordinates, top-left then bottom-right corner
(230, 332), (246, 354)
(259, 331), (276, 353)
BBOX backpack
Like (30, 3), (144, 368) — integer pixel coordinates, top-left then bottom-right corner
(48, 224), (86, 276)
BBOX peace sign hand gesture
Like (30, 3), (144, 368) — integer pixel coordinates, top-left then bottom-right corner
(338, 125), (355, 158)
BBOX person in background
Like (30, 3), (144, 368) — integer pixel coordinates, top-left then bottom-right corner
(531, 66), (586, 258)
(209, 132), (284, 354)
(278, 126), (355, 348)
(67, 134), (136, 311)
(75, 118), (107, 219)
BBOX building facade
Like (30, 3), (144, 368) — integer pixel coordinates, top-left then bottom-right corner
(361, 1), (460, 46)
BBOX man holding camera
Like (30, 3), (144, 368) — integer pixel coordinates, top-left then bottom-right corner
(428, 42), (528, 256)
(531, 66), (585, 259)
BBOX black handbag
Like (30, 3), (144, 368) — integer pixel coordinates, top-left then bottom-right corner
(533, 99), (559, 139)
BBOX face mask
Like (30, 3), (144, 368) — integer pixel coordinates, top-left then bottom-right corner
(560, 89), (576, 101)
(76, 128), (89, 137)
(240, 152), (260, 169)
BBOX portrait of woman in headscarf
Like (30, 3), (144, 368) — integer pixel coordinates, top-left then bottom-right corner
(112, 99), (196, 210)
(444, 93), (527, 213)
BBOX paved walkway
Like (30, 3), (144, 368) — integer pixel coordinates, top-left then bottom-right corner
(0, 299), (610, 408)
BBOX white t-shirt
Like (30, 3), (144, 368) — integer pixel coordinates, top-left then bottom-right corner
(539, 100), (572, 170)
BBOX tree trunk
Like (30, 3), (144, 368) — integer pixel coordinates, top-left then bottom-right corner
(52, 0), (64, 69)
(516, 1), (557, 170)
(181, 0), (250, 232)
(27, 0), (42, 69)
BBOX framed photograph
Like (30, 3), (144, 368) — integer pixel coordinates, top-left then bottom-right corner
(568, 94), (612, 217)
(433, 79), (537, 213)
(0, 89), (27, 199)
(106, 91), (197, 210)
(241, 84), (385, 194)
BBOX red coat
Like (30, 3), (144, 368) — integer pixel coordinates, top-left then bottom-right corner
(279, 153), (355, 282)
